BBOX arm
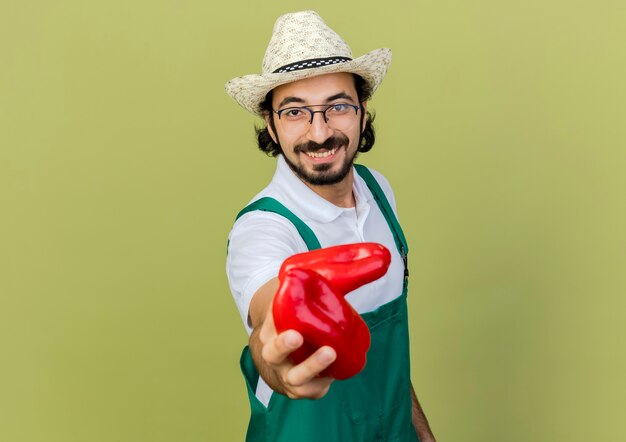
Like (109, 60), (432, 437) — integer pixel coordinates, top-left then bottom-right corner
(410, 382), (436, 442)
(248, 277), (337, 399)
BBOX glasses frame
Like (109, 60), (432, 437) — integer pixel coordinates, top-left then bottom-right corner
(273, 103), (362, 125)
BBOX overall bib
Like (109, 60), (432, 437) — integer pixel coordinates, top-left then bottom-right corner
(234, 165), (418, 442)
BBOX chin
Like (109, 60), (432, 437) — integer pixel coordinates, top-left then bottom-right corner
(304, 163), (352, 186)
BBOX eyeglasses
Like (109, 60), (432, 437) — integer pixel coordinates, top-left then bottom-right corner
(273, 103), (361, 132)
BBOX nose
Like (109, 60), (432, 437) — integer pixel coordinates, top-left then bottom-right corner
(306, 111), (334, 144)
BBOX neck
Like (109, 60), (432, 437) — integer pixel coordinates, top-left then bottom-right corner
(303, 169), (355, 208)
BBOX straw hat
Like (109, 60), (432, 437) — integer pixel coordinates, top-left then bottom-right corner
(225, 10), (392, 116)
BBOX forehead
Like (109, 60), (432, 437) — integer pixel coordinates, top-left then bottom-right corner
(271, 72), (357, 105)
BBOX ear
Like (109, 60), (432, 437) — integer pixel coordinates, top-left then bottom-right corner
(360, 101), (368, 134)
(264, 112), (278, 144)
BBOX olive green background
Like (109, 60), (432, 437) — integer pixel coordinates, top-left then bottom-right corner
(1, 1), (625, 441)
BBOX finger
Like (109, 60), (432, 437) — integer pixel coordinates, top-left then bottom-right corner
(284, 376), (334, 400)
(285, 345), (336, 386)
(262, 329), (303, 366)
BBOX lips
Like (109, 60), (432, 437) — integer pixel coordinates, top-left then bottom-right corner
(304, 147), (338, 159)
(294, 134), (349, 157)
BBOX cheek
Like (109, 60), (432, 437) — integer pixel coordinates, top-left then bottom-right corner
(349, 125), (362, 147)
(276, 133), (301, 154)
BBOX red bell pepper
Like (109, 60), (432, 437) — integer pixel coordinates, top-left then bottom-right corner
(272, 243), (391, 380)
(278, 242), (391, 295)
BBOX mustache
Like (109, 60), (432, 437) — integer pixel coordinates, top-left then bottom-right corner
(294, 134), (349, 154)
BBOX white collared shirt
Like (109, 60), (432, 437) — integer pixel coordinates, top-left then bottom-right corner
(226, 155), (405, 405)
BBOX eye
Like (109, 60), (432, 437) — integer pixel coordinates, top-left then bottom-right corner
(328, 103), (352, 114)
(281, 108), (306, 119)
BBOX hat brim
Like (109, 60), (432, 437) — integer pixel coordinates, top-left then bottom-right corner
(225, 48), (392, 116)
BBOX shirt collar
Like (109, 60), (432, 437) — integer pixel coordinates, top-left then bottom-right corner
(272, 155), (374, 223)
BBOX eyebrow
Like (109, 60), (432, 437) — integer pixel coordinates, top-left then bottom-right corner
(277, 96), (306, 108)
(277, 91), (357, 109)
(325, 92), (356, 103)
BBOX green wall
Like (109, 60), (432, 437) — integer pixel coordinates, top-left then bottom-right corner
(1, 1), (625, 440)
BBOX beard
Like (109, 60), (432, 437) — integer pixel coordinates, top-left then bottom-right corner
(282, 134), (359, 186)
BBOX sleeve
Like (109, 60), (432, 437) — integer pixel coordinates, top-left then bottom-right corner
(226, 211), (308, 334)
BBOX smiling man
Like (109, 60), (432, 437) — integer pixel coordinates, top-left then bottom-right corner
(225, 11), (435, 442)
(264, 73), (366, 204)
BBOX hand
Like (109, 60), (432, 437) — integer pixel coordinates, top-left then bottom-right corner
(257, 309), (337, 399)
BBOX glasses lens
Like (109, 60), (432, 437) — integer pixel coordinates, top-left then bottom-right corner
(280, 107), (310, 122)
(324, 104), (358, 130)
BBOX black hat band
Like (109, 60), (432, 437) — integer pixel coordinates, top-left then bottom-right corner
(273, 57), (352, 74)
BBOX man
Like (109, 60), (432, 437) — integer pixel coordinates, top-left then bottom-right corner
(225, 10), (436, 442)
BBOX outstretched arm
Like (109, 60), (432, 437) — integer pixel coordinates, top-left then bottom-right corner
(411, 382), (436, 442)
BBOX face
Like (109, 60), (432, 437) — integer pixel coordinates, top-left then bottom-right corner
(265, 73), (366, 186)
